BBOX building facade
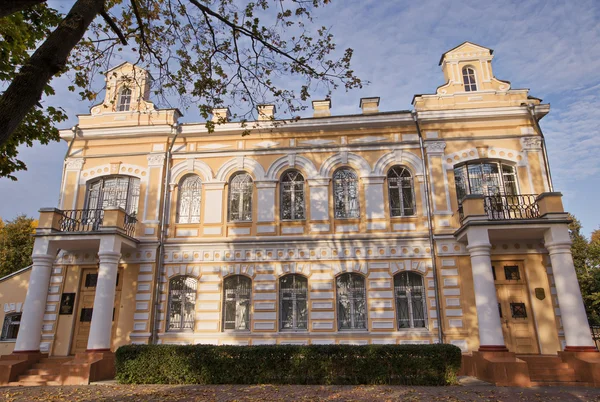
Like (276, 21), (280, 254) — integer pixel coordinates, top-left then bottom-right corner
(1, 42), (599, 386)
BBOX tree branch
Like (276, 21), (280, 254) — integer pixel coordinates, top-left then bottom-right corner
(187, 0), (320, 77)
(100, 10), (128, 45)
(0, 0), (47, 19)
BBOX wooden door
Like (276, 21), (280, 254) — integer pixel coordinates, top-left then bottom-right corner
(492, 262), (539, 354)
(71, 268), (122, 355)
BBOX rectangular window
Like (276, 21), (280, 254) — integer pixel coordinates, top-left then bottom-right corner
(80, 308), (93, 322)
(510, 303), (527, 318)
(85, 274), (98, 288)
(1, 313), (21, 340)
(504, 266), (520, 281)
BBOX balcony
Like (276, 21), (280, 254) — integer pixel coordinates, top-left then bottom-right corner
(37, 207), (138, 238)
(457, 192), (568, 228)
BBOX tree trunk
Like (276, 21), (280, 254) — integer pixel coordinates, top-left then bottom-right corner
(0, 0), (47, 19)
(0, 0), (105, 147)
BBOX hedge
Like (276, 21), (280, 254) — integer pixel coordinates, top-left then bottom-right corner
(115, 344), (461, 385)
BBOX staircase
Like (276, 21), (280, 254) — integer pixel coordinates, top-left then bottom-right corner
(519, 355), (594, 387)
(7, 357), (73, 386)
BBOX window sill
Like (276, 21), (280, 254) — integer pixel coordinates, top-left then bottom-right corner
(0, 340), (16, 343)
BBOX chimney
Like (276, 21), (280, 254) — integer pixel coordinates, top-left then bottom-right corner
(312, 99), (332, 117)
(360, 97), (380, 114)
(257, 104), (276, 121)
(211, 107), (231, 123)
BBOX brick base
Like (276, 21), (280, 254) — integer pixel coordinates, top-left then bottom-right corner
(60, 351), (115, 385)
(462, 351), (531, 387)
(0, 352), (45, 385)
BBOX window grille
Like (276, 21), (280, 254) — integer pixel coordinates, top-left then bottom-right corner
(118, 88), (132, 111)
(336, 273), (366, 330)
(387, 166), (415, 216)
(504, 265), (520, 281)
(167, 276), (197, 331)
(462, 67), (477, 92)
(177, 175), (202, 223)
(80, 308), (93, 322)
(281, 170), (306, 220)
(280, 274), (308, 330)
(333, 168), (360, 219)
(510, 303), (527, 319)
(85, 273), (98, 288)
(223, 275), (251, 331)
(85, 175), (140, 215)
(1, 313), (21, 340)
(394, 272), (427, 329)
(228, 173), (253, 221)
(454, 162), (518, 201)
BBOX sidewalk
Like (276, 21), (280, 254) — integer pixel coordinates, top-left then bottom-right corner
(3, 382), (600, 401)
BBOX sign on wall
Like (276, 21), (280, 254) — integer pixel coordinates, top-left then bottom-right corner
(60, 293), (76, 315)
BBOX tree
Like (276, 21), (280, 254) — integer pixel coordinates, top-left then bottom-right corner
(0, 0), (361, 180)
(569, 215), (600, 325)
(0, 215), (38, 278)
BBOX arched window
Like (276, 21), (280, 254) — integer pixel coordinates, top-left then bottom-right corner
(333, 168), (360, 219)
(394, 272), (427, 329)
(85, 175), (140, 215)
(228, 172), (253, 221)
(1, 313), (21, 341)
(223, 275), (251, 331)
(454, 161), (518, 200)
(177, 175), (202, 223)
(280, 274), (308, 330)
(462, 67), (477, 92)
(118, 88), (132, 111)
(336, 273), (366, 330)
(280, 170), (305, 220)
(167, 276), (197, 331)
(387, 166), (415, 217)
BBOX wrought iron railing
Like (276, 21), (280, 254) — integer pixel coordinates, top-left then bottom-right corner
(55, 209), (137, 237)
(58, 209), (104, 232)
(483, 194), (540, 220)
(124, 213), (137, 237)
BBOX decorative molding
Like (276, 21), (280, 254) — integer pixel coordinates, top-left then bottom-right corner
(265, 154), (318, 180)
(350, 136), (387, 144)
(79, 163), (148, 183)
(198, 143), (231, 150)
(170, 158), (215, 183)
(372, 149), (424, 176)
(299, 139), (335, 146)
(319, 151), (371, 178)
(65, 158), (85, 171)
(424, 141), (447, 155)
(147, 153), (166, 166)
(521, 136), (543, 151)
(215, 156), (266, 181)
(254, 140), (279, 149)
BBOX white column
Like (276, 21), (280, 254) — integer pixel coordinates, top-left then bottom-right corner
(466, 227), (507, 351)
(14, 253), (55, 352)
(87, 250), (121, 351)
(362, 176), (385, 219)
(545, 225), (596, 350)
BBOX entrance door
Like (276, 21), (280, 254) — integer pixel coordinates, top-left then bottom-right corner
(492, 262), (539, 354)
(71, 267), (122, 354)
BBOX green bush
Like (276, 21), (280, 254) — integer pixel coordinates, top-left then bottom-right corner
(115, 343), (462, 386)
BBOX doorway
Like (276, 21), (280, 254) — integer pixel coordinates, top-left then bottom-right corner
(70, 267), (122, 354)
(492, 262), (539, 354)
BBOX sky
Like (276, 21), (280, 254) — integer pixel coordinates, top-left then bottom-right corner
(1, 0), (599, 237)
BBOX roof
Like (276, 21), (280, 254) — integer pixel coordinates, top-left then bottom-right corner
(439, 41), (494, 65)
(0, 265), (32, 283)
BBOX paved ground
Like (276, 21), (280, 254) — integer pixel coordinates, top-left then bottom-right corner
(3, 382), (600, 402)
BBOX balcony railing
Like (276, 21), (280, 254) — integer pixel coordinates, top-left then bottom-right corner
(58, 209), (104, 232)
(458, 192), (565, 225)
(483, 194), (540, 220)
(39, 208), (137, 237)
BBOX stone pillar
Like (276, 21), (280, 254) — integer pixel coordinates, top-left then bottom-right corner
(13, 253), (55, 353)
(466, 227), (507, 351)
(87, 251), (121, 351)
(545, 225), (596, 351)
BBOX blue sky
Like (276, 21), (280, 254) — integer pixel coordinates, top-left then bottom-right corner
(1, 0), (599, 237)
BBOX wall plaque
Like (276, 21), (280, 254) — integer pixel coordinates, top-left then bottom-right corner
(59, 293), (75, 315)
(535, 288), (545, 301)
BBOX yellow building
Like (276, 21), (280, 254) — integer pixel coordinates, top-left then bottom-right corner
(1, 42), (599, 386)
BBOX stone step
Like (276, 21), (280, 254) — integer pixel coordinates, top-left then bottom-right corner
(26, 368), (62, 375)
(530, 374), (578, 382)
(528, 367), (574, 375)
(18, 374), (61, 382)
